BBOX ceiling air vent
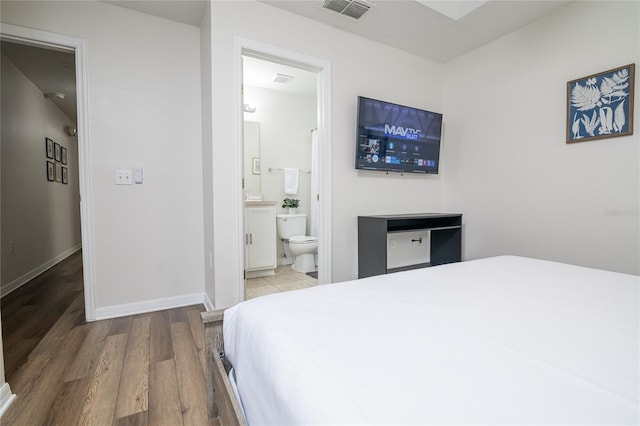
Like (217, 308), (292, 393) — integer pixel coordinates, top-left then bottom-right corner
(321, 0), (373, 20)
(273, 73), (294, 84)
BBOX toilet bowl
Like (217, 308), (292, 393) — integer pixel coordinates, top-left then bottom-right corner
(276, 214), (318, 274)
(288, 235), (318, 273)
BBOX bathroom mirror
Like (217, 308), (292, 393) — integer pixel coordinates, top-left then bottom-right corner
(244, 121), (261, 197)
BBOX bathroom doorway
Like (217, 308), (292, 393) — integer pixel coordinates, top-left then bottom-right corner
(242, 55), (319, 299)
(236, 38), (332, 298)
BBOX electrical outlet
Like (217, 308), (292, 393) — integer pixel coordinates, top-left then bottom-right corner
(115, 169), (133, 185)
(9, 240), (14, 254)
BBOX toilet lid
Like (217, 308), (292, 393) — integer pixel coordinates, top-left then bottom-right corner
(289, 235), (318, 243)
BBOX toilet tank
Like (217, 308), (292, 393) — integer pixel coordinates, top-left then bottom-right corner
(276, 214), (306, 239)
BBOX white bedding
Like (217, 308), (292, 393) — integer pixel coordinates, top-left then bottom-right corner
(223, 256), (639, 425)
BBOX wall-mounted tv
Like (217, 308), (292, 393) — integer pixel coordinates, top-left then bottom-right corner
(355, 96), (443, 174)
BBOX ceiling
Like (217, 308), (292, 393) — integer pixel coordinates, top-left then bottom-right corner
(100, 0), (569, 97)
(1, 41), (77, 121)
(262, 0), (569, 63)
(102, 0), (207, 26)
(102, 0), (570, 63)
(1, 1), (571, 120)
(243, 56), (317, 97)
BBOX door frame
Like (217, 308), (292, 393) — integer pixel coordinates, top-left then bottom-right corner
(1, 24), (97, 320)
(233, 37), (332, 299)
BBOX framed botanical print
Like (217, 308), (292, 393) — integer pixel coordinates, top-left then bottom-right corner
(567, 63), (635, 143)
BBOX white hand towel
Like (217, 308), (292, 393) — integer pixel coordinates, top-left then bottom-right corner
(283, 168), (299, 195)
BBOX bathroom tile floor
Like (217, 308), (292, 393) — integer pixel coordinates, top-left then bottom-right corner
(245, 265), (318, 299)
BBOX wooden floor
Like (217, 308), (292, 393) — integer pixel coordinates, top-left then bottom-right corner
(1, 251), (216, 425)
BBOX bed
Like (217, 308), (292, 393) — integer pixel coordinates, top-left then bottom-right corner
(201, 256), (639, 425)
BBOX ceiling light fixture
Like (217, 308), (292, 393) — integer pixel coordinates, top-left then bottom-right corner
(65, 125), (77, 137)
(44, 92), (65, 100)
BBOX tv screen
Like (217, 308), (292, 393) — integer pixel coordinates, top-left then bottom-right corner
(355, 96), (442, 174)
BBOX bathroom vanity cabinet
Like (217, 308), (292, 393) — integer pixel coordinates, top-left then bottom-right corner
(244, 202), (277, 278)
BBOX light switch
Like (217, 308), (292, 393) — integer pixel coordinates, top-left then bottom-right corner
(115, 169), (132, 185)
(134, 167), (143, 184)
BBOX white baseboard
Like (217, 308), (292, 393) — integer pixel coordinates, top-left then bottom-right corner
(245, 268), (275, 279)
(0, 382), (16, 419)
(0, 244), (82, 298)
(277, 258), (293, 266)
(203, 293), (214, 312)
(95, 292), (213, 320)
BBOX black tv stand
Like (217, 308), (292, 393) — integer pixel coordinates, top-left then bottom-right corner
(358, 213), (462, 278)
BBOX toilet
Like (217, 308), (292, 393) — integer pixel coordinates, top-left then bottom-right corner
(276, 214), (318, 273)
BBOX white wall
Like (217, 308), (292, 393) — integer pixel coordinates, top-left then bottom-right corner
(1, 53), (81, 294)
(243, 121), (261, 196)
(443, 1), (639, 274)
(0, 44), (4, 414)
(200, 0), (215, 309)
(210, 1), (445, 307)
(243, 85), (316, 262)
(1, 1), (205, 310)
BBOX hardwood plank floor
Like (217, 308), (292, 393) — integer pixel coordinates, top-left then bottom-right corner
(148, 359), (184, 426)
(1, 251), (217, 425)
(114, 316), (151, 419)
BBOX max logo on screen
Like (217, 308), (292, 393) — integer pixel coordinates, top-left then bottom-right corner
(384, 124), (421, 140)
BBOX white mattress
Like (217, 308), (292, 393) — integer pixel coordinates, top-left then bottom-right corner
(223, 256), (640, 425)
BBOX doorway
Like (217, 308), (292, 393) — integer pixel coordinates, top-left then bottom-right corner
(234, 39), (333, 301)
(0, 24), (95, 319)
(242, 55), (319, 299)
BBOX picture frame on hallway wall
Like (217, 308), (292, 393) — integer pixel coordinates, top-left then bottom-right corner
(61, 146), (68, 165)
(55, 163), (62, 182)
(46, 137), (54, 159)
(54, 142), (62, 161)
(62, 167), (68, 184)
(252, 157), (260, 175)
(567, 63), (635, 143)
(46, 161), (55, 181)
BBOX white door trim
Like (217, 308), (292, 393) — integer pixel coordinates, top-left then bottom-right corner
(0, 23), (96, 320)
(233, 37), (333, 297)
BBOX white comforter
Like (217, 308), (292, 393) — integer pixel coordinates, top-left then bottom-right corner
(223, 256), (639, 425)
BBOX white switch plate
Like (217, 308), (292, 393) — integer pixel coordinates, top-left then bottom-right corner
(115, 169), (132, 185)
(133, 167), (143, 184)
